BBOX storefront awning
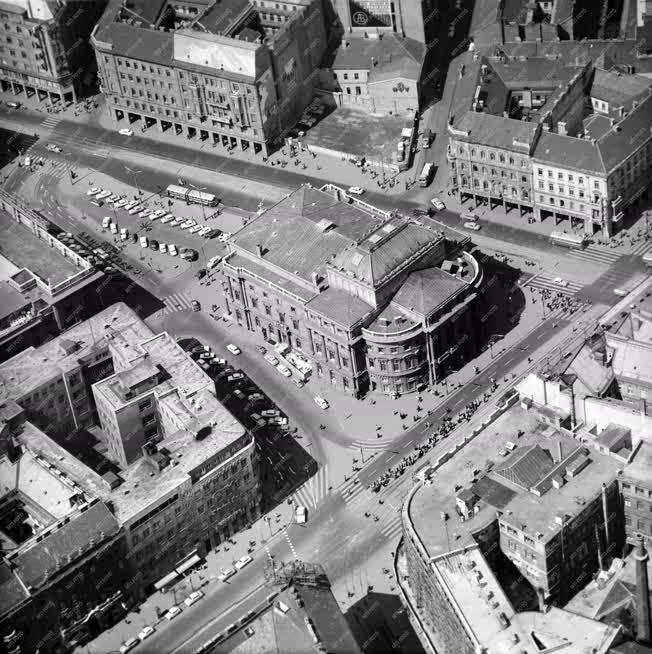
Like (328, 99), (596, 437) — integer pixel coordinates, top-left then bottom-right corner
(175, 553), (202, 575)
(154, 571), (180, 591)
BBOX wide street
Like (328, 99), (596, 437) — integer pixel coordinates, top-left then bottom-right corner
(2, 103), (648, 653)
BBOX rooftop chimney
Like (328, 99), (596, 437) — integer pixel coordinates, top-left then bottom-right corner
(557, 440), (563, 462)
(635, 534), (652, 644)
(256, 244), (264, 257)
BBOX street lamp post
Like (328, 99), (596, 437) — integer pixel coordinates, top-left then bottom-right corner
(125, 165), (142, 197)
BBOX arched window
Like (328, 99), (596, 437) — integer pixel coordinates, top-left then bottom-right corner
(489, 152), (495, 161)
(509, 157), (514, 165)
(480, 150), (485, 159)
(473, 179), (479, 188)
(471, 149), (476, 157)
(499, 154), (505, 163)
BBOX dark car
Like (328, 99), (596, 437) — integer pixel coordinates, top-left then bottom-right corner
(195, 268), (207, 280)
(149, 239), (159, 250)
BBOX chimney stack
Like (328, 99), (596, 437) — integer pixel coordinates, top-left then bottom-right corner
(635, 534), (651, 644)
(557, 440), (563, 462)
(256, 244), (264, 257)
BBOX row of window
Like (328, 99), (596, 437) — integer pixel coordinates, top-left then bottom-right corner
(622, 482), (652, 497)
(624, 499), (652, 510)
(537, 168), (598, 187)
(625, 516), (652, 534)
(537, 195), (588, 213)
(368, 356), (420, 372)
(456, 147), (527, 168)
(314, 362), (351, 390)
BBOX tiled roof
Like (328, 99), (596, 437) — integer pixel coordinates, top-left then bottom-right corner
(582, 114), (614, 140)
(490, 59), (582, 89)
(595, 424), (630, 449)
(590, 69), (652, 108)
(533, 131), (606, 174)
(13, 502), (119, 589)
(494, 444), (554, 490)
(305, 287), (373, 328)
(331, 223), (440, 287)
(454, 111), (540, 152)
(391, 267), (467, 317)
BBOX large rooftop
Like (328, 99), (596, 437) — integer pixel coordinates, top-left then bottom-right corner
(0, 303), (152, 402)
(229, 186), (387, 283)
(407, 403), (623, 558)
(0, 211), (82, 286)
(453, 112), (540, 153)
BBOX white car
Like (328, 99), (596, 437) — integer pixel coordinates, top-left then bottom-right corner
(87, 187), (101, 196)
(168, 244), (178, 256)
(277, 365), (292, 378)
(138, 626), (155, 641)
(128, 205), (143, 215)
(45, 143), (62, 153)
(189, 225), (202, 234)
(106, 194), (121, 204)
(180, 221), (194, 230)
(114, 199), (128, 208)
(164, 606), (182, 620)
(152, 209), (166, 217)
(169, 218), (182, 227)
(235, 555), (253, 570)
(124, 200), (139, 210)
(348, 186), (364, 195)
(553, 277), (569, 287)
(264, 354), (279, 366)
(295, 505), (308, 523)
(431, 197), (445, 211)
(139, 236), (149, 248)
(119, 127), (134, 136)
(96, 190), (112, 199)
(149, 212), (162, 221)
(102, 216), (112, 229)
(314, 396), (329, 410)
(461, 209), (479, 221)
(23, 156), (32, 166)
(464, 221), (481, 231)
(198, 226), (211, 236)
(226, 343), (241, 356)
(159, 243), (167, 254)
(120, 227), (129, 240)
(184, 591), (204, 606)
(218, 232), (232, 242)
(161, 214), (175, 224)
(119, 638), (140, 653)
(218, 568), (236, 582)
(138, 209), (149, 218)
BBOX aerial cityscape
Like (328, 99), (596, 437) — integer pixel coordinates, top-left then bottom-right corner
(0, 0), (651, 652)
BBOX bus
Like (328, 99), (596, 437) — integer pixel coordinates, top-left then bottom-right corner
(419, 162), (434, 187)
(549, 231), (586, 249)
(166, 184), (218, 207)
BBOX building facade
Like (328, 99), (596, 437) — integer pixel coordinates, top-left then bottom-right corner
(92, 0), (326, 155)
(220, 184), (483, 397)
(0, 0), (107, 105)
(620, 442), (652, 548)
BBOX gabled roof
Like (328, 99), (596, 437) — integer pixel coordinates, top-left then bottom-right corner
(533, 131), (606, 174)
(494, 444), (554, 490)
(391, 267), (467, 317)
(453, 111), (540, 153)
(590, 69), (652, 108)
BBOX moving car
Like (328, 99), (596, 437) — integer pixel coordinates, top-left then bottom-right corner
(277, 365), (292, 378)
(314, 396), (329, 410)
(226, 343), (241, 356)
(218, 568), (236, 582)
(119, 127), (134, 136)
(235, 555), (253, 570)
(255, 345), (267, 354)
(184, 591), (204, 607)
(348, 186), (364, 195)
(464, 221), (481, 231)
(430, 197), (445, 211)
(138, 626), (155, 641)
(119, 638), (139, 653)
(264, 354), (279, 366)
(46, 143), (62, 153)
(295, 505), (308, 523)
(164, 606), (182, 620)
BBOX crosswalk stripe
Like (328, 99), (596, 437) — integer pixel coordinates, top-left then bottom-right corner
(41, 114), (62, 130)
(162, 292), (194, 313)
(292, 485), (314, 510)
(632, 241), (652, 257)
(348, 439), (391, 451)
(567, 246), (621, 265)
(526, 275), (582, 296)
(381, 517), (403, 540)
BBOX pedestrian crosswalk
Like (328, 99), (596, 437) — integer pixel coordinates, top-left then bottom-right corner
(43, 159), (74, 180)
(348, 437), (392, 452)
(292, 464), (329, 511)
(162, 292), (195, 314)
(526, 274), (583, 296)
(41, 114), (63, 130)
(632, 239), (652, 258)
(567, 245), (622, 266)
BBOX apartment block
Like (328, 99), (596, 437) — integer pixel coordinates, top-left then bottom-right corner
(620, 442), (652, 548)
(221, 184), (483, 397)
(0, 0), (107, 105)
(92, 0), (327, 155)
(446, 53), (652, 239)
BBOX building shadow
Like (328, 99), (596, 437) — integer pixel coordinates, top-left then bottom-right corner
(345, 591), (425, 654)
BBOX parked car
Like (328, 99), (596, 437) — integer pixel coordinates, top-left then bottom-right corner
(227, 372), (245, 382)
(277, 365), (292, 378)
(430, 197), (445, 211)
(264, 354), (279, 366)
(159, 242), (167, 254)
(218, 568), (236, 582)
(102, 216), (112, 228)
(464, 221), (481, 230)
(87, 187), (102, 196)
(226, 343), (241, 356)
(235, 555), (253, 570)
(119, 127), (134, 136)
(461, 209), (479, 221)
(161, 214), (175, 224)
(292, 378), (304, 388)
(191, 300), (201, 312)
(256, 345), (267, 354)
(128, 205), (143, 215)
(189, 225), (202, 234)
(120, 227), (129, 240)
(168, 244), (178, 256)
(207, 255), (223, 269)
(295, 505), (308, 523)
(314, 396), (329, 409)
(139, 236), (149, 248)
(138, 626), (155, 641)
(119, 638), (140, 653)
(164, 606), (182, 620)
(90, 199), (104, 207)
(149, 239), (159, 250)
(348, 186), (364, 195)
(184, 591), (204, 607)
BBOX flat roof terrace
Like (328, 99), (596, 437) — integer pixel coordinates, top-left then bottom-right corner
(0, 211), (80, 285)
(407, 403), (623, 558)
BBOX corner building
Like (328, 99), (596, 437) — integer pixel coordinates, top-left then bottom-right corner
(0, 0), (107, 105)
(92, 0), (327, 155)
(220, 185), (483, 396)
